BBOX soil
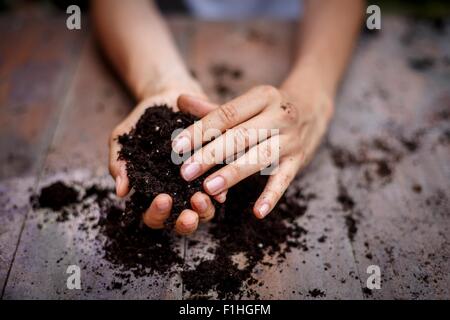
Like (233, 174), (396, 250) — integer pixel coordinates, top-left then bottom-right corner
(308, 288), (326, 298)
(209, 63), (243, 99)
(409, 57), (435, 71)
(32, 182), (79, 211)
(33, 176), (310, 298)
(182, 175), (309, 299)
(117, 105), (204, 228)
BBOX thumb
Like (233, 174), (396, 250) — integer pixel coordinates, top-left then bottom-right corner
(177, 94), (218, 118)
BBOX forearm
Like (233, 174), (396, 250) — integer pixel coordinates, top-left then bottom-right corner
(92, 0), (197, 101)
(283, 0), (364, 100)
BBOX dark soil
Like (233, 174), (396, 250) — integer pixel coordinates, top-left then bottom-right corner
(33, 176), (310, 298)
(97, 202), (183, 277)
(117, 105), (203, 228)
(182, 175), (309, 299)
(336, 184), (359, 242)
(409, 57), (435, 71)
(209, 63), (243, 99)
(308, 288), (326, 298)
(33, 182), (79, 211)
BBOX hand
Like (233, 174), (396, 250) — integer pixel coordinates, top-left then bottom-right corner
(173, 82), (334, 219)
(109, 87), (226, 235)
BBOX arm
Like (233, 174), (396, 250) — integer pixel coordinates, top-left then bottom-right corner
(92, 0), (200, 100)
(282, 0), (364, 101)
(175, 0), (364, 219)
(93, 0), (219, 235)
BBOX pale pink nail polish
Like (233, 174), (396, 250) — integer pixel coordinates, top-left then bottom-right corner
(205, 176), (225, 195)
(156, 200), (170, 211)
(115, 176), (122, 195)
(197, 198), (208, 212)
(181, 213), (198, 228)
(258, 203), (270, 218)
(181, 162), (201, 181)
(172, 136), (191, 154)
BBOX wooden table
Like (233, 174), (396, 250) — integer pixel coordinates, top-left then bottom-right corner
(0, 8), (449, 299)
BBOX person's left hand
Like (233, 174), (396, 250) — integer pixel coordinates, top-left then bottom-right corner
(173, 82), (334, 219)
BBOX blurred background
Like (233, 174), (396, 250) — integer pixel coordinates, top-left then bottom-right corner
(0, 0), (450, 18)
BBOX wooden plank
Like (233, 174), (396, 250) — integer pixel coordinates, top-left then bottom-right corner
(3, 17), (193, 299)
(0, 9), (86, 179)
(0, 9), (86, 296)
(182, 20), (363, 299)
(328, 16), (450, 299)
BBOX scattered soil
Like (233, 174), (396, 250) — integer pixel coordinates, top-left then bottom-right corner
(345, 215), (358, 242)
(98, 202), (183, 277)
(183, 175), (309, 299)
(32, 176), (310, 298)
(337, 184), (359, 242)
(308, 288), (326, 298)
(32, 182), (79, 211)
(209, 63), (243, 99)
(409, 57), (435, 71)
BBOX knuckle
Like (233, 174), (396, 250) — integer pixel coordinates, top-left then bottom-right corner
(217, 103), (238, 125)
(264, 188), (282, 202)
(201, 147), (217, 165)
(226, 164), (241, 181)
(258, 85), (280, 100)
(257, 143), (274, 164)
(233, 127), (250, 148)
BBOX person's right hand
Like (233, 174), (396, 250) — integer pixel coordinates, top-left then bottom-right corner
(109, 87), (226, 235)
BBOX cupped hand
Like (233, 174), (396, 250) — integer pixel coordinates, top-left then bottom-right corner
(108, 88), (226, 235)
(173, 84), (334, 219)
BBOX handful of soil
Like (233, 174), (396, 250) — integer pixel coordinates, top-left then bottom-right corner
(32, 105), (312, 298)
(117, 105), (203, 227)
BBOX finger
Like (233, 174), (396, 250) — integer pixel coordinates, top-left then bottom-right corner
(214, 190), (227, 203)
(190, 192), (215, 222)
(109, 130), (130, 198)
(175, 209), (199, 235)
(142, 194), (172, 229)
(180, 115), (277, 181)
(178, 94), (218, 117)
(203, 135), (286, 196)
(253, 158), (301, 219)
(172, 86), (278, 154)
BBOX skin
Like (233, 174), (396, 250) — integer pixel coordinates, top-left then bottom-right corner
(93, 0), (363, 235)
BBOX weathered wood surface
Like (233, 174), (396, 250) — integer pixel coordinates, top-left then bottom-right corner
(0, 9), (86, 295)
(0, 10), (449, 299)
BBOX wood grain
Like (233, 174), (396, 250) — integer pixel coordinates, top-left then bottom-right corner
(0, 9), (86, 296)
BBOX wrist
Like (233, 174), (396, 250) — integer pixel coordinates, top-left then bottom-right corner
(137, 69), (204, 101)
(280, 67), (335, 123)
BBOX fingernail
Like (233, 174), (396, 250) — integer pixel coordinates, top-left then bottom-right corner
(205, 176), (225, 195)
(172, 136), (191, 154)
(181, 162), (201, 181)
(197, 198), (208, 212)
(157, 199), (170, 211)
(115, 176), (122, 195)
(258, 203), (270, 218)
(181, 214), (198, 228)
